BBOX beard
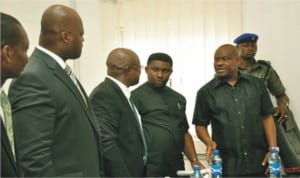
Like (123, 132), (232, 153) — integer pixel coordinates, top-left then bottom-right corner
(242, 54), (255, 62)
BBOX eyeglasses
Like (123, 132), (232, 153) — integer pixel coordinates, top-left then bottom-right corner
(127, 64), (142, 70)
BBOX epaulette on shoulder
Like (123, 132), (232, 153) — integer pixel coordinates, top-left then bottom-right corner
(257, 60), (271, 66)
(257, 60), (272, 80)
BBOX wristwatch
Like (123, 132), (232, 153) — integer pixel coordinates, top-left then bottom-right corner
(191, 158), (199, 162)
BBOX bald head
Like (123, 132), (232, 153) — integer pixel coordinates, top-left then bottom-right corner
(215, 44), (239, 57)
(106, 48), (139, 73)
(40, 5), (80, 35)
(39, 4), (84, 60)
(106, 48), (141, 87)
(214, 44), (240, 82)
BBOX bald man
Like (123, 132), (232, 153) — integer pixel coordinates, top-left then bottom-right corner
(192, 44), (277, 177)
(8, 5), (103, 177)
(89, 48), (147, 177)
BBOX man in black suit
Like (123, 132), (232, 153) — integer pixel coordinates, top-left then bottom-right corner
(89, 48), (147, 177)
(8, 5), (102, 177)
(1, 12), (29, 177)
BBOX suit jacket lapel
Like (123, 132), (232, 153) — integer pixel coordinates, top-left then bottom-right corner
(33, 48), (87, 110)
(1, 119), (18, 174)
(33, 49), (99, 133)
(52, 61), (100, 133)
(54, 68), (87, 108)
(106, 78), (142, 135)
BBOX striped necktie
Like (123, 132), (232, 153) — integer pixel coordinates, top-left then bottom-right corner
(129, 97), (148, 164)
(1, 91), (15, 158)
(65, 65), (87, 105)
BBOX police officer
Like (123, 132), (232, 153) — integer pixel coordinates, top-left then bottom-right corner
(234, 33), (300, 176)
(234, 33), (289, 123)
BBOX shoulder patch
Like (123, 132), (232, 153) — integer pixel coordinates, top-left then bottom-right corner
(257, 60), (271, 66)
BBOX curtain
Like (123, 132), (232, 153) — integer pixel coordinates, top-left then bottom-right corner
(101, 0), (242, 122)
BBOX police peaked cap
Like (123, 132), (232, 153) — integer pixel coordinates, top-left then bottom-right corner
(233, 33), (259, 44)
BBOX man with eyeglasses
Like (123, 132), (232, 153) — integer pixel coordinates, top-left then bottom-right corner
(89, 48), (147, 177)
(1, 12), (29, 177)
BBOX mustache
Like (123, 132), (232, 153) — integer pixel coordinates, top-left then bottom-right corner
(242, 55), (255, 61)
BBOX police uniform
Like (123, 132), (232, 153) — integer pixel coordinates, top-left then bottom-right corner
(240, 60), (286, 97)
(234, 33), (285, 97)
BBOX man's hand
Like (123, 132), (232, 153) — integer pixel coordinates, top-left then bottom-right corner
(273, 103), (288, 124)
(190, 160), (206, 170)
(262, 151), (270, 176)
(274, 94), (289, 124)
(206, 140), (217, 164)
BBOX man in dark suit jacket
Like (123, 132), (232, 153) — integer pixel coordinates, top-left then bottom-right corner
(1, 119), (19, 177)
(8, 5), (102, 177)
(89, 48), (147, 177)
(1, 12), (29, 177)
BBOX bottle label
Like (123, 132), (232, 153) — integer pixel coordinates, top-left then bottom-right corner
(211, 165), (222, 176)
(270, 163), (281, 176)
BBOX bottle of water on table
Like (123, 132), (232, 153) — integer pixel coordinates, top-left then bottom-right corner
(211, 149), (222, 178)
(269, 147), (282, 178)
(190, 165), (203, 178)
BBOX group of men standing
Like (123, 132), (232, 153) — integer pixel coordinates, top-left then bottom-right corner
(1, 3), (299, 178)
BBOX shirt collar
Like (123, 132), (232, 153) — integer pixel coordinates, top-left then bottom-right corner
(212, 70), (251, 88)
(239, 59), (262, 73)
(250, 61), (263, 71)
(36, 45), (66, 69)
(106, 75), (131, 99)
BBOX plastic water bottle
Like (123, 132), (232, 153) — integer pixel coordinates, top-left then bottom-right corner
(211, 149), (222, 178)
(190, 165), (203, 178)
(269, 147), (282, 178)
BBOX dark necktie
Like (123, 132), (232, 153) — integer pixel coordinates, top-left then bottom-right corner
(129, 97), (148, 164)
(65, 65), (87, 105)
(1, 90), (15, 158)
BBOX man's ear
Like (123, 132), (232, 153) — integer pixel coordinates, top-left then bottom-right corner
(1, 45), (13, 64)
(61, 31), (69, 44)
(144, 66), (149, 74)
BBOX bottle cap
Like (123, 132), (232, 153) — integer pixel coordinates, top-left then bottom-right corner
(194, 165), (200, 171)
(213, 149), (219, 155)
(270, 147), (280, 153)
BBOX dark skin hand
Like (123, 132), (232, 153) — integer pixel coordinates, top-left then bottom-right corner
(262, 151), (271, 176)
(205, 141), (217, 165)
(273, 94), (289, 124)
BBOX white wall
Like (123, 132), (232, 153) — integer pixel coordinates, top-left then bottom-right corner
(242, 0), (300, 127)
(1, 0), (299, 128)
(0, 0), (107, 95)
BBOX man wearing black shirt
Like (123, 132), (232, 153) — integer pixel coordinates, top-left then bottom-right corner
(132, 52), (204, 177)
(192, 44), (277, 177)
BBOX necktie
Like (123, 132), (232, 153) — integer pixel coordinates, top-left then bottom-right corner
(65, 65), (87, 105)
(129, 97), (148, 164)
(1, 91), (15, 158)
